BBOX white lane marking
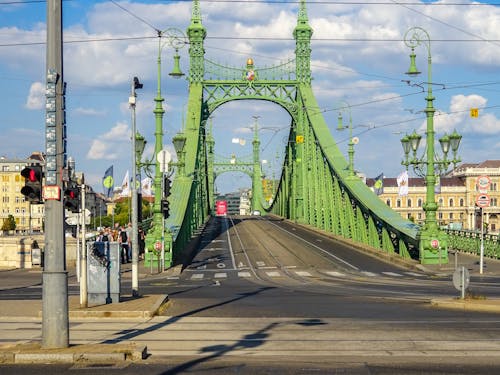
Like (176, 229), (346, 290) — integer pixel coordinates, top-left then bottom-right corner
(406, 272), (425, 277)
(325, 271), (346, 277)
(283, 265), (297, 269)
(223, 218), (237, 270)
(238, 271), (252, 278)
(360, 271), (377, 277)
(214, 273), (227, 279)
(216, 263), (226, 269)
(258, 266), (277, 270)
(295, 271), (312, 277)
(268, 222), (359, 271)
(256, 261), (266, 267)
(266, 271), (281, 277)
(382, 272), (403, 277)
(238, 262), (245, 268)
(196, 265), (207, 270)
(191, 273), (204, 280)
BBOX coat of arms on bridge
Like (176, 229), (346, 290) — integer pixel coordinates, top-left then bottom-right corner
(245, 57), (257, 84)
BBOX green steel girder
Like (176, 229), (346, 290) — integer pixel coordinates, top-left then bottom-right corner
(203, 81), (298, 119)
(166, 0), (426, 266)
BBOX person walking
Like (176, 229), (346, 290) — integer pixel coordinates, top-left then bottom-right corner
(119, 226), (130, 263)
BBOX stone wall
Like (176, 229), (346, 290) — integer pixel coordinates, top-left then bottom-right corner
(0, 234), (77, 269)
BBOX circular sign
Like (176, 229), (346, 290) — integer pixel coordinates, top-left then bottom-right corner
(430, 239), (439, 249)
(352, 137), (359, 145)
(476, 194), (490, 208)
(452, 267), (470, 291)
(476, 175), (491, 193)
(154, 241), (162, 251)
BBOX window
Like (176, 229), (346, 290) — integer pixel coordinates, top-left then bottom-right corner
(418, 213), (422, 220)
(407, 213), (412, 219)
(460, 198), (464, 207)
(449, 198), (454, 207)
(396, 199), (401, 208)
(438, 198), (443, 206)
(407, 199), (412, 207)
(386, 199), (391, 206)
(438, 212), (443, 219)
(491, 198), (498, 207)
(418, 198), (423, 207)
(449, 213), (453, 219)
(491, 182), (497, 192)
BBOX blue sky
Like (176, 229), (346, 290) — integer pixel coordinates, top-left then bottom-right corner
(0, 0), (499, 195)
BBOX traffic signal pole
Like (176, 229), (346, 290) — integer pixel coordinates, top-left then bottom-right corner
(42, 0), (69, 348)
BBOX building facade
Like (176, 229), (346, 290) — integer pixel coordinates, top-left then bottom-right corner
(366, 160), (500, 234)
(0, 153), (45, 233)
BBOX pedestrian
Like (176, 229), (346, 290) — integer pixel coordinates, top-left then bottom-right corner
(119, 226), (130, 263)
(126, 222), (133, 261)
(138, 228), (145, 260)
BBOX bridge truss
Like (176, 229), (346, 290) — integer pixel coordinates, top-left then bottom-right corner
(160, 0), (440, 267)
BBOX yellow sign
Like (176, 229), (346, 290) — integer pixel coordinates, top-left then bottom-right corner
(296, 135), (304, 144)
(470, 108), (479, 118)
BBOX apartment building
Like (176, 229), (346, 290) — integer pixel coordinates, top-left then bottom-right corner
(0, 153), (45, 232)
(366, 160), (500, 234)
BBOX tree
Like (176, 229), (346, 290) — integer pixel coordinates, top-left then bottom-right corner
(1, 215), (16, 231)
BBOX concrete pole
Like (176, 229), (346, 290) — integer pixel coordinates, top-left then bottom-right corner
(80, 183), (87, 307)
(130, 79), (140, 297)
(42, 0), (69, 348)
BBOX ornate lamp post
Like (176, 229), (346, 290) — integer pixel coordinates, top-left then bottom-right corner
(336, 100), (356, 177)
(401, 26), (462, 265)
(145, 28), (186, 270)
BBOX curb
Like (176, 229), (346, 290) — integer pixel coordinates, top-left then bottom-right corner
(430, 298), (500, 314)
(0, 342), (148, 364)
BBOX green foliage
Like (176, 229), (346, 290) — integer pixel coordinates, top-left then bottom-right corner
(1, 214), (16, 231)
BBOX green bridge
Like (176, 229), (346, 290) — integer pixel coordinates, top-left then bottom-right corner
(144, 0), (498, 268)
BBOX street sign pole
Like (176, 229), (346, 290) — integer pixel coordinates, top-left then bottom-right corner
(480, 207), (484, 274)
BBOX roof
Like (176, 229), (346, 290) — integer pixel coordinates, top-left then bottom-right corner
(366, 176), (465, 188)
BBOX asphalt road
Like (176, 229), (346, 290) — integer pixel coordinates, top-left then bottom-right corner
(2, 215), (500, 374)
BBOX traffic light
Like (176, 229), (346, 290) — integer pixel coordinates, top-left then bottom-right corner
(161, 198), (170, 219)
(163, 176), (171, 198)
(64, 182), (80, 213)
(20, 165), (43, 203)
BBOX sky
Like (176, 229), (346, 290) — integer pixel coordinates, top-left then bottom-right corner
(0, 0), (499, 195)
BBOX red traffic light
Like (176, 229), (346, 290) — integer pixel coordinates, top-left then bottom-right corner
(20, 165), (43, 203)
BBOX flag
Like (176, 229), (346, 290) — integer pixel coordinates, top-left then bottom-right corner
(397, 170), (409, 196)
(141, 177), (153, 197)
(120, 170), (130, 196)
(434, 175), (441, 194)
(373, 173), (384, 195)
(102, 166), (114, 198)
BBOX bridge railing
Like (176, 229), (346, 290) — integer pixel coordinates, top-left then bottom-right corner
(446, 229), (500, 259)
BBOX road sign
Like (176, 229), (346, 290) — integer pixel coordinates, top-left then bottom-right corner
(157, 149), (171, 173)
(453, 267), (470, 297)
(476, 175), (491, 193)
(476, 194), (490, 208)
(154, 241), (162, 251)
(430, 239), (439, 249)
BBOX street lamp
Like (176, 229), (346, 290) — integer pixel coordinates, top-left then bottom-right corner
(146, 28), (187, 270)
(129, 76), (142, 297)
(336, 100), (356, 177)
(400, 26), (462, 265)
(172, 132), (187, 177)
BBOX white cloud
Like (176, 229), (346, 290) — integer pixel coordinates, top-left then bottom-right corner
(87, 122), (130, 160)
(432, 94), (500, 135)
(25, 82), (44, 110)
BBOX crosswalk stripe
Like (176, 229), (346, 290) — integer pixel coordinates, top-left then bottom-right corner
(325, 271), (346, 277)
(238, 271), (252, 278)
(360, 271), (377, 277)
(214, 273), (227, 279)
(405, 272), (424, 277)
(266, 271), (281, 277)
(190, 274), (204, 280)
(295, 271), (312, 277)
(382, 272), (403, 277)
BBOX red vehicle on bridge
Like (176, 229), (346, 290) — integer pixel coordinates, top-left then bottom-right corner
(215, 200), (228, 216)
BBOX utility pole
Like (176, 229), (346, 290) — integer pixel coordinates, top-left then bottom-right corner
(43, 0), (69, 348)
(80, 177), (87, 306)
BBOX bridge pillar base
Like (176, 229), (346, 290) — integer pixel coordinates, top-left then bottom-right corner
(418, 230), (449, 265)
